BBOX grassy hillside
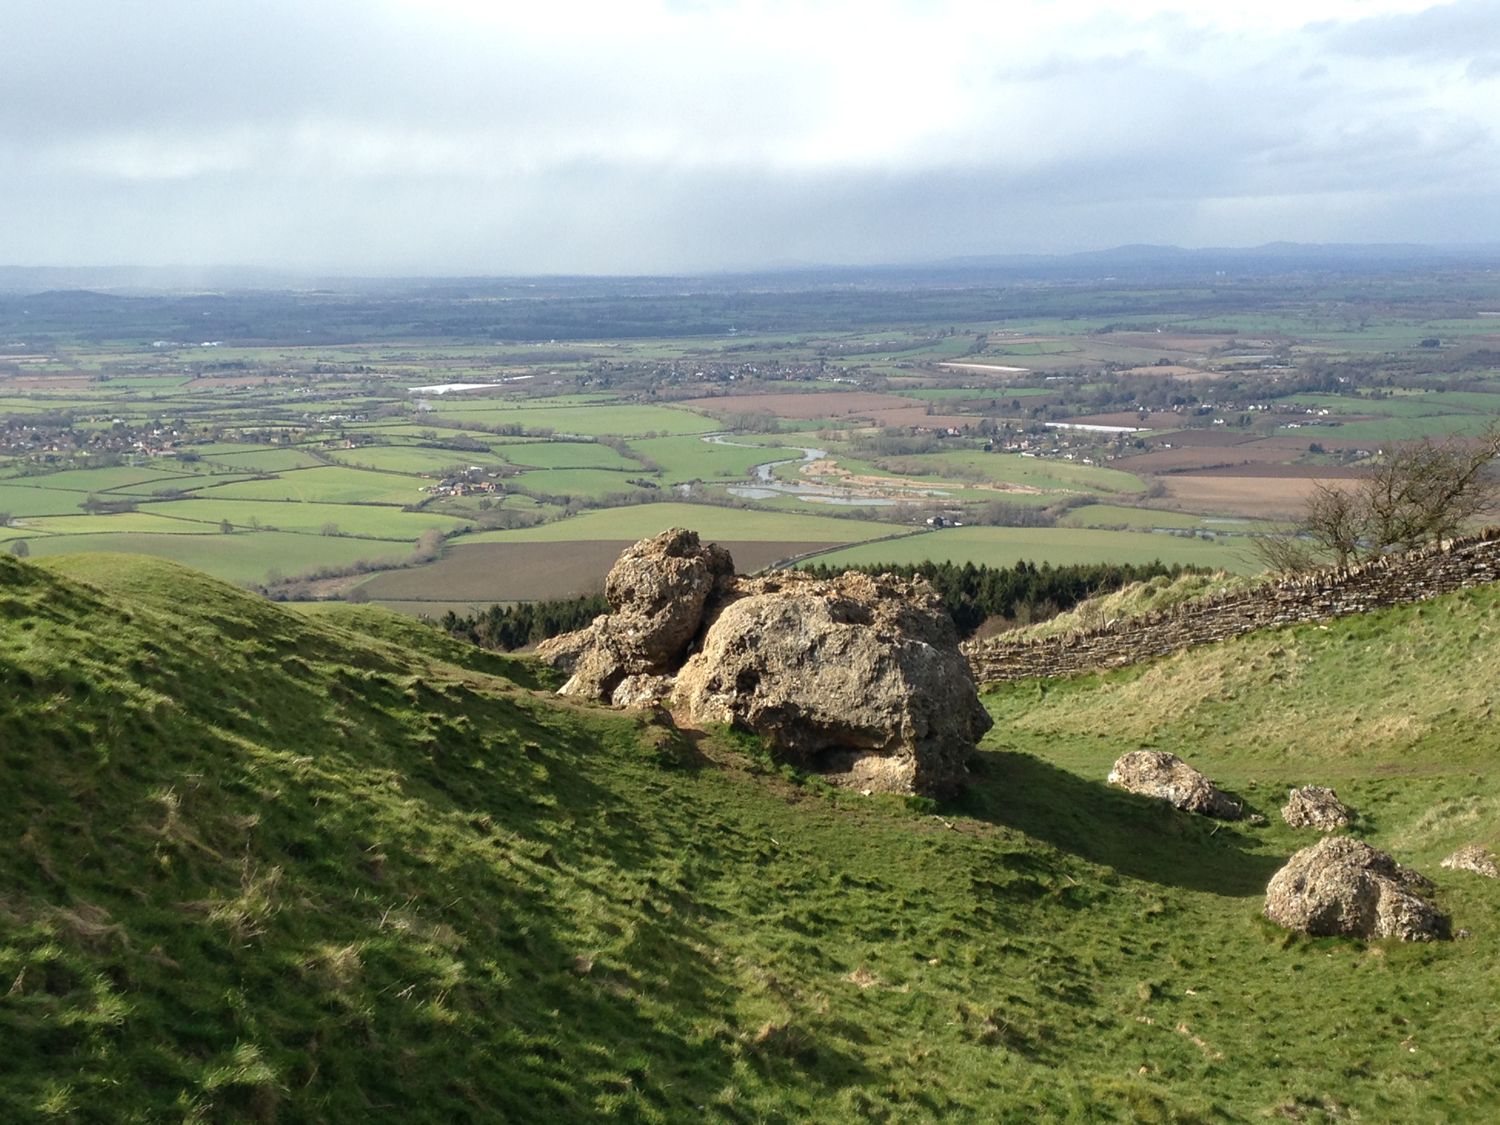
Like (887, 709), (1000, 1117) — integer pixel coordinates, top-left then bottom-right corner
(1006, 570), (1258, 640)
(2, 553), (1498, 1120)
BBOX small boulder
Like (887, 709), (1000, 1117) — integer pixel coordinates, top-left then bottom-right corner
(673, 570), (992, 797)
(1441, 844), (1499, 879)
(1107, 750), (1241, 819)
(1265, 836), (1447, 942)
(1281, 785), (1354, 832)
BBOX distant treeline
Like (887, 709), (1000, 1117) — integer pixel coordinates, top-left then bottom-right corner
(442, 594), (607, 652)
(0, 280), (1301, 345)
(442, 558), (1194, 652)
(798, 558), (1196, 637)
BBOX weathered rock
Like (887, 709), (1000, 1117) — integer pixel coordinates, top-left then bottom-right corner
(1441, 844), (1499, 879)
(551, 528), (734, 700)
(673, 570), (992, 797)
(538, 531), (992, 796)
(534, 621), (601, 674)
(610, 673), (674, 711)
(1107, 750), (1241, 819)
(1281, 785), (1355, 832)
(1265, 836), (1447, 942)
(602, 528), (734, 666)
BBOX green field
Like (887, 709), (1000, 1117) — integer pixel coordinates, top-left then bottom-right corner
(14, 512), (224, 537)
(633, 436), (806, 483)
(322, 445), (506, 475)
(881, 451), (1146, 495)
(193, 465), (430, 506)
(135, 498), (473, 539)
(492, 440), (639, 471)
(425, 402), (715, 437)
(0, 484), (88, 518)
(804, 526), (1254, 571)
(1060, 503), (1246, 531)
(2, 465), (194, 493)
(510, 468), (652, 500)
(203, 447), (328, 472)
(19, 530), (410, 584)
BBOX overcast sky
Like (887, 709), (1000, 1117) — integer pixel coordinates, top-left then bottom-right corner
(2, 0), (1497, 274)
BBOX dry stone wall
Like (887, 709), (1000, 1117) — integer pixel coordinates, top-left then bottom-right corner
(964, 527), (1500, 683)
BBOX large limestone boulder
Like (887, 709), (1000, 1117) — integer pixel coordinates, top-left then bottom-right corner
(1265, 836), (1447, 942)
(673, 571), (992, 797)
(1281, 785), (1355, 832)
(536, 531), (993, 796)
(545, 528), (734, 700)
(1107, 750), (1241, 819)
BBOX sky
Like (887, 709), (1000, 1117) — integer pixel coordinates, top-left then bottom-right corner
(2, 0), (1497, 274)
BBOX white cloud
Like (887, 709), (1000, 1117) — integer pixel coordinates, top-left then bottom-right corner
(0, 0), (1494, 271)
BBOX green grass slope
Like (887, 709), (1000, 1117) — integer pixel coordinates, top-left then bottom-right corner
(1, 553), (1497, 1121)
(1008, 570), (1258, 640)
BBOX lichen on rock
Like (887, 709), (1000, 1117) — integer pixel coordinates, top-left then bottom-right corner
(536, 528), (733, 700)
(1107, 750), (1241, 819)
(534, 529), (992, 796)
(1441, 844), (1499, 879)
(673, 570), (992, 797)
(1265, 836), (1448, 942)
(1281, 785), (1355, 832)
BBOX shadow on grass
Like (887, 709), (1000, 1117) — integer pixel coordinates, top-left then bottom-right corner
(955, 749), (1283, 896)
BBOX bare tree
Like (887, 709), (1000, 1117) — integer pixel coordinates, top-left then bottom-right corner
(1302, 480), (1365, 568)
(1362, 432), (1499, 550)
(1252, 426), (1500, 573)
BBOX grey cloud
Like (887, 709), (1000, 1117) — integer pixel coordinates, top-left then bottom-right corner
(1, 2), (1498, 273)
(1467, 56), (1500, 80)
(1315, 0), (1500, 63)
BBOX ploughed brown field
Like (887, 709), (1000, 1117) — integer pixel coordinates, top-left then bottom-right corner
(1192, 463), (1367, 479)
(3, 375), (95, 389)
(1255, 435), (1386, 453)
(1116, 445), (1297, 473)
(358, 539), (842, 604)
(1142, 429), (1259, 447)
(1117, 364), (1210, 378)
(1157, 474), (1327, 519)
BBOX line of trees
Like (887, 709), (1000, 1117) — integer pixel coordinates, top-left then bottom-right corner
(799, 558), (1195, 637)
(441, 558), (1194, 652)
(441, 594), (608, 652)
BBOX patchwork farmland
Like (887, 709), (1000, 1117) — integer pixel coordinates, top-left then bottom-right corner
(2, 270), (1498, 613)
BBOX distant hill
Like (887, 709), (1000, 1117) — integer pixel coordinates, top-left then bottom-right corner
(2, 552), (1497, 1119)
(932, 240), (1500, 280)
(5, 240), (1500, 295)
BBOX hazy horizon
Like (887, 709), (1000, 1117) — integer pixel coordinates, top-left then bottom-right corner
(4, 1), (1498, 275)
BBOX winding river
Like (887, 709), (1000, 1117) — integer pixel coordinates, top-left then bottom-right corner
(702, 433), (951, 507)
